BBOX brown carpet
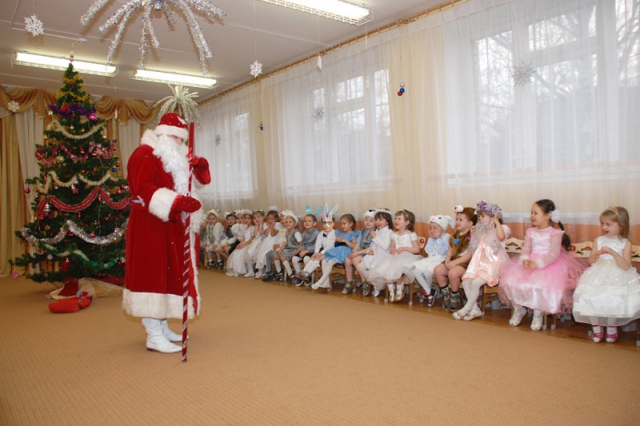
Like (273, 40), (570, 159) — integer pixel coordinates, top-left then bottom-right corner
(1, 272), (639, 426)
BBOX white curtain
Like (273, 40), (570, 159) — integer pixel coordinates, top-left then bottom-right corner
(440, 0), (640, 224)
(15, 110), (44, 215)
(117, 119), (143, 178)
(195, 0), (639, 229)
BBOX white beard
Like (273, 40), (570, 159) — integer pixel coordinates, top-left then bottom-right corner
(153, 134), (189, 195)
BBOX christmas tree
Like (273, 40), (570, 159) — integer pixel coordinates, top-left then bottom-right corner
(12, 64), (131, 283)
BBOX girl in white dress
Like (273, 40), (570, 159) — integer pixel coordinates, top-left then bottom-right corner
(357, 209), (393, 297)
(244, 210), (267, 277)
(573, 206), (640, 343)
(254, 210), (282, 279)
(226, 210), (254, 277)
(366, 209), (422, 303)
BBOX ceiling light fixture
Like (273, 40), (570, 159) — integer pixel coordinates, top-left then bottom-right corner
(13, 52), (117, 77)
(132, 69), (217, 89)
(258, 0), (372, 26)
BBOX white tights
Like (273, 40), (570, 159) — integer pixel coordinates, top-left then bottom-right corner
(461, 277), (487, 312)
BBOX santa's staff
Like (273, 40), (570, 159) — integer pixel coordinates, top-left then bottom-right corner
(182, 122), (195, 363)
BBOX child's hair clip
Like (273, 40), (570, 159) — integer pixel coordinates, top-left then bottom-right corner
(454, 205), (464, 213)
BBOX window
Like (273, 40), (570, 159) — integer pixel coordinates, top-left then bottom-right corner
(281, 56), (392, 194)
(446, 0), (640, 182)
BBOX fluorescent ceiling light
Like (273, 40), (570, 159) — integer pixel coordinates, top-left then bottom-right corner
(259, 0), (372, 26)
(132, 69), (217, 89)
(14, 52), (117, 77)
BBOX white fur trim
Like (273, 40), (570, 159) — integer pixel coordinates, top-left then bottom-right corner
(153, 134), (189, 195)
(534, 258), (545, 269)
(149, 188), (178, 222)
(518, 254), (530, 264)
(122, 289), (199, 319)
(155, 124), (189, 141)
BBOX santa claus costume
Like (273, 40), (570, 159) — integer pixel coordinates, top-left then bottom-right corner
(123, 112), (211, 353)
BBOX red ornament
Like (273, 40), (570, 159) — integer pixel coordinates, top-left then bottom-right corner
(397, 91), (403, 96)
(61, 105), (68, 112)
(61, 257), (71, 272)
(90, 232), (95, 238)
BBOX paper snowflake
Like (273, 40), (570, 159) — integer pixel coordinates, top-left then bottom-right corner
(7, 100), (20, 113)
(25, 14), (44, 37)
(312, 106), (324, 121)
(512, 62), (537, 87)
(317, 55), (322, 70)
(250, 60), (262, 78)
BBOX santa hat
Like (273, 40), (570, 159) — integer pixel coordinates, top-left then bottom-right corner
(429, 214), (455, 231)
(155, 112), (189, 141)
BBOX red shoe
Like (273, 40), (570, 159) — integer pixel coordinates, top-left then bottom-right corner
(48, 297), (80, 313)
(77, 292), (93, 309)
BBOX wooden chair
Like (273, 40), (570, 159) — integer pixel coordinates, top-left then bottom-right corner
(571, 241), (593, 258)
(385, 236), (427, 306)
(479, 285), (500, 315)
(504, 237), (524, 256)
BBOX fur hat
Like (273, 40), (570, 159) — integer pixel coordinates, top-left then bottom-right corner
(429, 214), (455, 231)
(281, 210), (299, 224)
(363, 208), (376, 219)
(155, 112), (189, 141)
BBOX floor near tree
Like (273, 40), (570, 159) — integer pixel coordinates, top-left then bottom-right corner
(1, 272), (639, 425)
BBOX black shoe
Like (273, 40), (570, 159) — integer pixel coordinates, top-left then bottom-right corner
(216, 261), (224, 270)
(290, 277), (300, 285)
(274, 271), (284, 281)
(262, 272), (275, 282)
(206, 262), (214, 269)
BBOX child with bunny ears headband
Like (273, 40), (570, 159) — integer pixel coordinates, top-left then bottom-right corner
(294, 204), (339, 285)
(404, 214), (455, 306)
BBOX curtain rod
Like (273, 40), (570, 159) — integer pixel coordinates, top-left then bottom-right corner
(199, 0), (467, 106)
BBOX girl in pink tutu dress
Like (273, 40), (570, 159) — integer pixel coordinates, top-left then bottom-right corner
(573, 206), (640, 343)
(452, 201), (511, 321)
(499, 199), (585, 331)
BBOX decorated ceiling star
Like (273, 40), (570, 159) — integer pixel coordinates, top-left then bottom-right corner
(155, 85), (200, 125)
(25, 14), (44, 37)
(7, 100), (20, 113)
(80, 0), (224, 74)
(512, 62), (537, 87)
(250, 60), (263, 78)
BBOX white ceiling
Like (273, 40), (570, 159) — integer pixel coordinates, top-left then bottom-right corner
(0, 0), (442, 103)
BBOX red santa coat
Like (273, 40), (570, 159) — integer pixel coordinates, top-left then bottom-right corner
(123, 130), (205, 319)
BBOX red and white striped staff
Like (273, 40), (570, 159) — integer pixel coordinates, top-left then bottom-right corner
(182, 122), (195, 363)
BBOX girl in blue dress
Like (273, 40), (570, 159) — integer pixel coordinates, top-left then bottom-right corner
(311, 213), (359, 290)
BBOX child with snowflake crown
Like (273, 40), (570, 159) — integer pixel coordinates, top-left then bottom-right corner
(452, 201), (511, 321)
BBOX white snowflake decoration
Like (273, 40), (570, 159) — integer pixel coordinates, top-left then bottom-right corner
(512, 62), (537, 87)
(317, 55), (322, 70)
(7, 100), (20, 113)
(312, 106), (324, 121)
(250, 60), (263, 78)
(25, 14), (44, 37)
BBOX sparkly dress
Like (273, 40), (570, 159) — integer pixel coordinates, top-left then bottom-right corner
(367, 232), (422, 289)
(226, 225), (254, 275)
(256, 223), (283, 269)
(499, 227), (585, 314)
(463, 224), (512, 286)
(572, 236), (640, 327)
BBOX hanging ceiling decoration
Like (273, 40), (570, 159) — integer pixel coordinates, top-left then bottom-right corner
(80, 0), (224, 75)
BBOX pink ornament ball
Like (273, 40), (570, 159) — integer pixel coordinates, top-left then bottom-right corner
(25, 188), (30, 194)
(88, 113), (97, 121)
(90, 232), (95, 238)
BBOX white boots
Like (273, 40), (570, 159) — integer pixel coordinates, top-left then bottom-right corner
(142, 318), (181, 353)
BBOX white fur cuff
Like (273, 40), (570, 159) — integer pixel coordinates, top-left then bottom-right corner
(149, 188), (179, 222)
